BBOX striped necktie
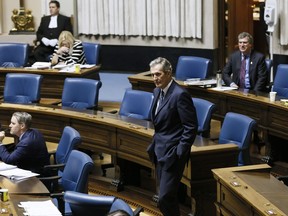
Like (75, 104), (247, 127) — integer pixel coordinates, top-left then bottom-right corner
(240, 55), (246, 88)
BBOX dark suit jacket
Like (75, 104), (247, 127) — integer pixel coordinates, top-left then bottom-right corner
(147, 80), (198, 171)
(36, 14), (73, 43)
(222, 50), (268, 91)
(0, 129), (50, 174)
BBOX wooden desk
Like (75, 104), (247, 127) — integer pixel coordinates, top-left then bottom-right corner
(128, 72), (288, 163)
(0, 176), (49, 195)
(0, 66), (101, 99)
(212, 164), (288, 216)
(0, 174), (50, 215)
(0, 103), (238, 215)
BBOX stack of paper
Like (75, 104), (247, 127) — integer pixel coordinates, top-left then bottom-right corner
(0, 163), (39, 181)
(184, 79), (217, 86)
(19, 200), (62, 216)
(31, 62), (51, 69)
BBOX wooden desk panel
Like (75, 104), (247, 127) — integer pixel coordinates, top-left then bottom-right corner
(212, 164), (288, 216)
(128, 72), (288, 157)
(0, 66), (100, 99)
(0, 176), (49, 195)
(0, 103), (238, 216)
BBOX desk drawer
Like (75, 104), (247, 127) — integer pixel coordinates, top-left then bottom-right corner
(220, 185), (251, 216)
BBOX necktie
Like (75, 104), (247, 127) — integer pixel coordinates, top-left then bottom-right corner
(240, 55), (246, 88)
(159, 90), (164, 105)
(155, 90), (164, 114)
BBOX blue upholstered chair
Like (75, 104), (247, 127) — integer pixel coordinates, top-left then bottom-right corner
(119, 89), (154, 120)
(219, 112), (256, 166)
(175, 56), (212, 81)
(3, 73), (43, 104)
(44, 126), (82, 179)
(193, 98), (216, 137)
(64, 191), (143, 216)
(61, 78), (102, 110)
(41, 150), (94, 215)
(272, 64), (288, 97)
(0, 43), (29, 67)
(82, 42), (101, 65)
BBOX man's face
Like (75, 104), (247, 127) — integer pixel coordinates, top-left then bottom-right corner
(49, 3), (60, 16)
(238, 36), (252, 55)
(9, 116), (23, 137)
(150, 64), (172, 89)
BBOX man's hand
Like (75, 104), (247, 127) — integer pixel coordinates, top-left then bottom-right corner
(0, 131), (5, 143)
(230, 83), (239, 88)
(49, 39), (58, 47)
(41, 37), (50, 46)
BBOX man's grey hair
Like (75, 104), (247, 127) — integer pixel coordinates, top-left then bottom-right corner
(12, 112), (32, 129)
(238, 32), (253, 45)
(149, 57), (172, 74)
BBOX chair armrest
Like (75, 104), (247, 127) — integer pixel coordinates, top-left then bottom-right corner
(38, 175), (61, 193)
(50, 192), (65, 215)
(43, 163), (65, 177)
(107, 110), (118, 114)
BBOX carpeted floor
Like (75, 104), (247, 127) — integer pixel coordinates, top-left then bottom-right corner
(88, 153), (192, 216)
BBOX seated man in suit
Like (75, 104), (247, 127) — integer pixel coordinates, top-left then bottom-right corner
(222, 32), (268, 92)
(0, 112), (49, 175)
(33, 0), (73, 62)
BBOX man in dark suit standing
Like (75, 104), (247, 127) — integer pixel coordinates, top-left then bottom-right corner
(222, 32), (268, 92)
(0, 112), (49, 175)
(147, 57), (198, 216)
(33, 0), (73, 62)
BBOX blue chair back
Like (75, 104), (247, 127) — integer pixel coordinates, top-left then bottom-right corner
(273, 64), (288, 97)
(62, 78), (102, 109)
(193, 98), (216, 137)
(219, 112), (256, 166)
(64, 191), (135, 216)
(175, 56), (212, 81)
(56, 126), (82, 166)
(0, 43), (29, 67)
(82, 42), (101, 65)
(119, 89), (154, 120)
(62, 150), (94, 193)
(4, 73), (43, 103)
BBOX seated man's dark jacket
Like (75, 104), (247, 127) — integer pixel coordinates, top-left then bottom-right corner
(0, 128), (50, 174)
(222, 50), (268, 92)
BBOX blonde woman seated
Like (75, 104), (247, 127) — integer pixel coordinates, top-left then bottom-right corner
(51, 31), (86, 66)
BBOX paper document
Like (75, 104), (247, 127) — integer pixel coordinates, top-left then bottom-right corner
(0, 167), (39, 180)
(80, 64), (95, 69)
(19, 200), (62, 216)
(52, 64), (69, 69)
(184, 79), (217, 86)
(31, 62), (51, 69)
(211, 86), (238, 91)
(0, 163), (16, 171)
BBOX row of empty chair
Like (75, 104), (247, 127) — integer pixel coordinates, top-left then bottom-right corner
(2, 71), (257, 166)
(0, 42), (101, 67)
(110, 89), (257, 166)
(2, 73), (102, 110)
(41, 125), (142, 216)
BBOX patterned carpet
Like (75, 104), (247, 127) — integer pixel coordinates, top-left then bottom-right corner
(87, 153), (191, 216)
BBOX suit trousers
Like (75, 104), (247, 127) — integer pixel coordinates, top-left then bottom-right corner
(156, 158), (187, 216)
